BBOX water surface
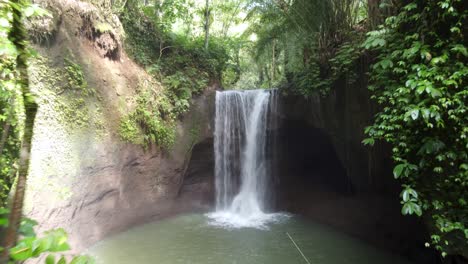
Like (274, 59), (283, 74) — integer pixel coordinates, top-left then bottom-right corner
(89, 214), (412, 264)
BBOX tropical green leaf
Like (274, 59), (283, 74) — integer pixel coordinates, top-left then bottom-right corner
(46, 255), (55, 264)
(393, 164), (405, 178)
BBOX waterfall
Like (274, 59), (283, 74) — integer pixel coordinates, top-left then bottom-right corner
(208, 89), (283, 229)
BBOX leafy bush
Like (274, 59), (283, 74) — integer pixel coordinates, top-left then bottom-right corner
(119, 6), (160, 66)
(64, 57), (94, 96)
(288, 34), (364, 97)
(119, 116), (142, 145)
(0, 208), (94, 263)
(119, 82), (176, 150)
(362, 0), (467, 256)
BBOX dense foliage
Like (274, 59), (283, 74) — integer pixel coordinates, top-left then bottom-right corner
(0, 0), (27, 206)
(117, 0), (232, 148)
(121, 0), (235, 82)
(362, 0), (467, 256)
(243, 0), (366, 93)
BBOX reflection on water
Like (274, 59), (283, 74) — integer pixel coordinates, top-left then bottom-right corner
(88, 214), (412, 264)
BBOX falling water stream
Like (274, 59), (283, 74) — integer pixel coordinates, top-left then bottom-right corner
(208, 89), (283, 228)
(88, 89), (413, 264)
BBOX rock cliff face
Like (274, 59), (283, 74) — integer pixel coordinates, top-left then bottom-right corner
(276, 73), (432, 261)
(25, 0), (216, 254)
(279, 76), (396, 193)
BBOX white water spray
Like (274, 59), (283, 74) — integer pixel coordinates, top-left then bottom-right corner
(208, 89), (284, 228)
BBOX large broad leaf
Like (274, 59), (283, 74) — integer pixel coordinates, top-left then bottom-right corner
(426, 87), (442, 98)
(401, 187), (418, 202)
(403, 3), (417, 10)
(402, 201), (422, 216)
(45, 255), (55, 264)
(0, 217), (8, 227)
(19, 217), (38, 237)
(33, 235), (54, 256)
(393, 163), (417, 178)
(417, 139), (445, 155)
(451, 44), (467, 57)
(410, 109), (419, 120)
(402, 203), (413, 215)
(393, 164), (406, 178)
(71, 256), (96, 264)
(10, 237), (35, 261)
(372, 38), (386, 47)
(58, 256), (67, 264)
(362, 138), (375, 146)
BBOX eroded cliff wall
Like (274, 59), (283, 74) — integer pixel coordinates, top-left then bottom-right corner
(25, 0), (215, 253)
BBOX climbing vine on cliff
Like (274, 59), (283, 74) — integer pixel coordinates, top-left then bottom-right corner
(362, 0), (467, 256)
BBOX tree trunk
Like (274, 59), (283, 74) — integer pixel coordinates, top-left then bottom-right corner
(0, 122), (11, 157)
(258, 66), (264, 86)
(233, 45), (241, 84)
(0, 0), (38, 261)
(271, 40), (276, 83)
(204, 0), (210, 51)
(368, 0), (381, 29)
(303, 45), (311, 66)
(264, 66), (271, 88)
(284, 40), (293, 83)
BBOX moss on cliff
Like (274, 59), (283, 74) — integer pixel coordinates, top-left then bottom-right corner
(30, 55), (105, 135)
(118, 79), (176, 150)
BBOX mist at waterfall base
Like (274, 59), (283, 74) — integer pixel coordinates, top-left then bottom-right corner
(207, 89), (287, 229)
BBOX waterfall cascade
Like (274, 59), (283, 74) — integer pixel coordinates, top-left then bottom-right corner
(208, 89), (284, 228)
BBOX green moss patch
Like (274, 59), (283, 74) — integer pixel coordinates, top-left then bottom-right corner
(29, 55), (105, 135)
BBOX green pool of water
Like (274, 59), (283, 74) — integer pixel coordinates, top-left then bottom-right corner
(88, 214), (412, 264)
